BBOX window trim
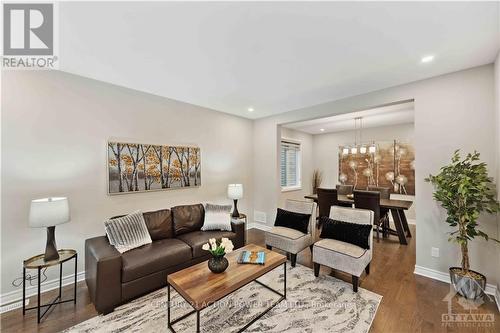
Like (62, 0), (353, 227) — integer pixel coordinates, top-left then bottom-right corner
(280, 138), (302, 192)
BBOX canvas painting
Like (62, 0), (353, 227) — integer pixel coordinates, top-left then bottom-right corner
(338, 140), (415, 195)
(108, 142), (201, 194)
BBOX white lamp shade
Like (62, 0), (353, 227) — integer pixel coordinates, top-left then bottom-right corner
(227, 184), (243, 200)
(29, 197), (70, 228)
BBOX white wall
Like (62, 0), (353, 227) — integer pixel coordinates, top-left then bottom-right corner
(253, 64), (500, 286)
(278, 127), (313, 208)
(1, 71), (253, 296)
(312, 123), (416, 220)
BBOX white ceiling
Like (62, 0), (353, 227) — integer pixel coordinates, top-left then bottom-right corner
(284, 101), (414, 134)
(59, 2), (500, 119)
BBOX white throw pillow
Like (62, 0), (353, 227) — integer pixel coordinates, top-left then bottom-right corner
(201, 204), (232, 231)
(104, 211), (152, 253)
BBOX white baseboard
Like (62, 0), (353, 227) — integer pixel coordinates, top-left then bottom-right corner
(247, 223), (272, 231)
(0, 271), (85, 314)
(414, 265), (499, 311)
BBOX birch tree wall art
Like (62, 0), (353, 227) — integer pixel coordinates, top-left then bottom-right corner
(107, 142), (201, 194)
(338, 140), (415, 195)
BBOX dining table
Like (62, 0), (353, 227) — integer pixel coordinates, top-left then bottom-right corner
(304, 193), (413, 245)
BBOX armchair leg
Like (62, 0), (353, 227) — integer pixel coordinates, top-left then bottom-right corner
(352, 276), (359, 292)
(266, 245), (272, 250)
(314, 263), (320, 277)
(309, 245), (313, 253)
(365, 263), (370, 275)
(290, 253), (297, 267)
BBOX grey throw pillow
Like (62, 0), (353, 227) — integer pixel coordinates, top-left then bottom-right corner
(201, 204), (232, 231)
(104, 211), (152, 253)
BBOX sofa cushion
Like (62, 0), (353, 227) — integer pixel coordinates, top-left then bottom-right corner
(143, 209), (173, 240)
(121, 238), (192, 283)
(319, 216), (372, 250)
(274, 208), (310, 234)
(104, 211), (152, 254)
(314, 238), (367, 259)
(177, 230), (237, 258)
(172, 204), (205, 236)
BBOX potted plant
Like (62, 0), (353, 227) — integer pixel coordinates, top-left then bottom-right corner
(202, 238), (234, 273)
(426, 150), (499, 299)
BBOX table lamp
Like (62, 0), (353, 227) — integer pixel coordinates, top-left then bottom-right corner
(29, 197), (70, 261)
(227, 184), (243, 218)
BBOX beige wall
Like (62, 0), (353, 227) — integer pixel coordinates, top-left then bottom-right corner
(278, 127), (313, 208)
(253, 64), (500, 286)
(1, 71), (253, 295)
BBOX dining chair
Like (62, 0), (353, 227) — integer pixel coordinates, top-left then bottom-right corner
(336, 184), (354, 207)
(353, 190), (381, 239)
(336, 184), (354, 195)
(367, 186), (390, 237)
(317, 188), (339, 219)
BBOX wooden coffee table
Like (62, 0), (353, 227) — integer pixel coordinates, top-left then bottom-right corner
(167, 244), (287, 333)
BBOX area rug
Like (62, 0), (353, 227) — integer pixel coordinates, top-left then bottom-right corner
(65, 263), (382, 333)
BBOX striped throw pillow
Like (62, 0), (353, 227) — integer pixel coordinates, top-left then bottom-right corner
(201, 203), (232, 231)
(104, 211), (152, 253)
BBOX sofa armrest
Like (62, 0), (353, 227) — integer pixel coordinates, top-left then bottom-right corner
(85, 236), (122, 314)
(231, 220), (245, 248)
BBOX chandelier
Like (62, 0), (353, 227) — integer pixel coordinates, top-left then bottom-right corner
(341, 117), (376, 155)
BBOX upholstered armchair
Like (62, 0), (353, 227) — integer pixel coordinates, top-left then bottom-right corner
(313, 206), (374, 292)
(265, 199), (317, 267)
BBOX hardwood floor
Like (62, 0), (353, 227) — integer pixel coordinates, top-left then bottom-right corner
(1, 225), (498, 332)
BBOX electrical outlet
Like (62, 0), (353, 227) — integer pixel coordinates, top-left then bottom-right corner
(254, 210), (267, 223)
(431, 247), (440, 258)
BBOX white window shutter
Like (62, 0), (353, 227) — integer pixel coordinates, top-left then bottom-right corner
(280, 140), (301, 188)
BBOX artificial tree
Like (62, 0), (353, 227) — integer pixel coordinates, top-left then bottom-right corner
(425, 150), (499, 280)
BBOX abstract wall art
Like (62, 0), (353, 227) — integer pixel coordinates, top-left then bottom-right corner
(338, 140), (415, 195)
(107, 142), (201, 194)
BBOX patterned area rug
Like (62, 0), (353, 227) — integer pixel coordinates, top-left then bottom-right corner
(66, 263), (381, 333)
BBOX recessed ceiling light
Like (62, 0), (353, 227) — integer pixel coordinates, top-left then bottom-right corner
(247, 107), (254, 112)
(320, 128), (325, 132)
(421, 55), (435, 63)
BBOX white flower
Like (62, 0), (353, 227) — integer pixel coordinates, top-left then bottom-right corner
(211, 242), (217, 251)
(202, 243), (210, 251)
(209, 238), (216, 246)
(223, 241), (234, 254)
(221, 237), (229, 243)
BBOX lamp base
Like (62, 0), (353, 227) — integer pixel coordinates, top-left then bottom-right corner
(231, 199), (240, 218)
(44, 226), (59, 261)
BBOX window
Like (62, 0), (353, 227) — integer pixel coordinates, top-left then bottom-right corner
(280, 140), (301, 191)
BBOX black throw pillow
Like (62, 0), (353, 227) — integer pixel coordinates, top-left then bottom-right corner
(274, 208), (311, 234)
(319, 216), (371, 249)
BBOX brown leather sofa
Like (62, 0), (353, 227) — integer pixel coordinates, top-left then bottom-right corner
(85, 203), (245, 314)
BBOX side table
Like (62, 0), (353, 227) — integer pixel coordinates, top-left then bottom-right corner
(232, 213), (247, 245)
(23, 249), (77, 323)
